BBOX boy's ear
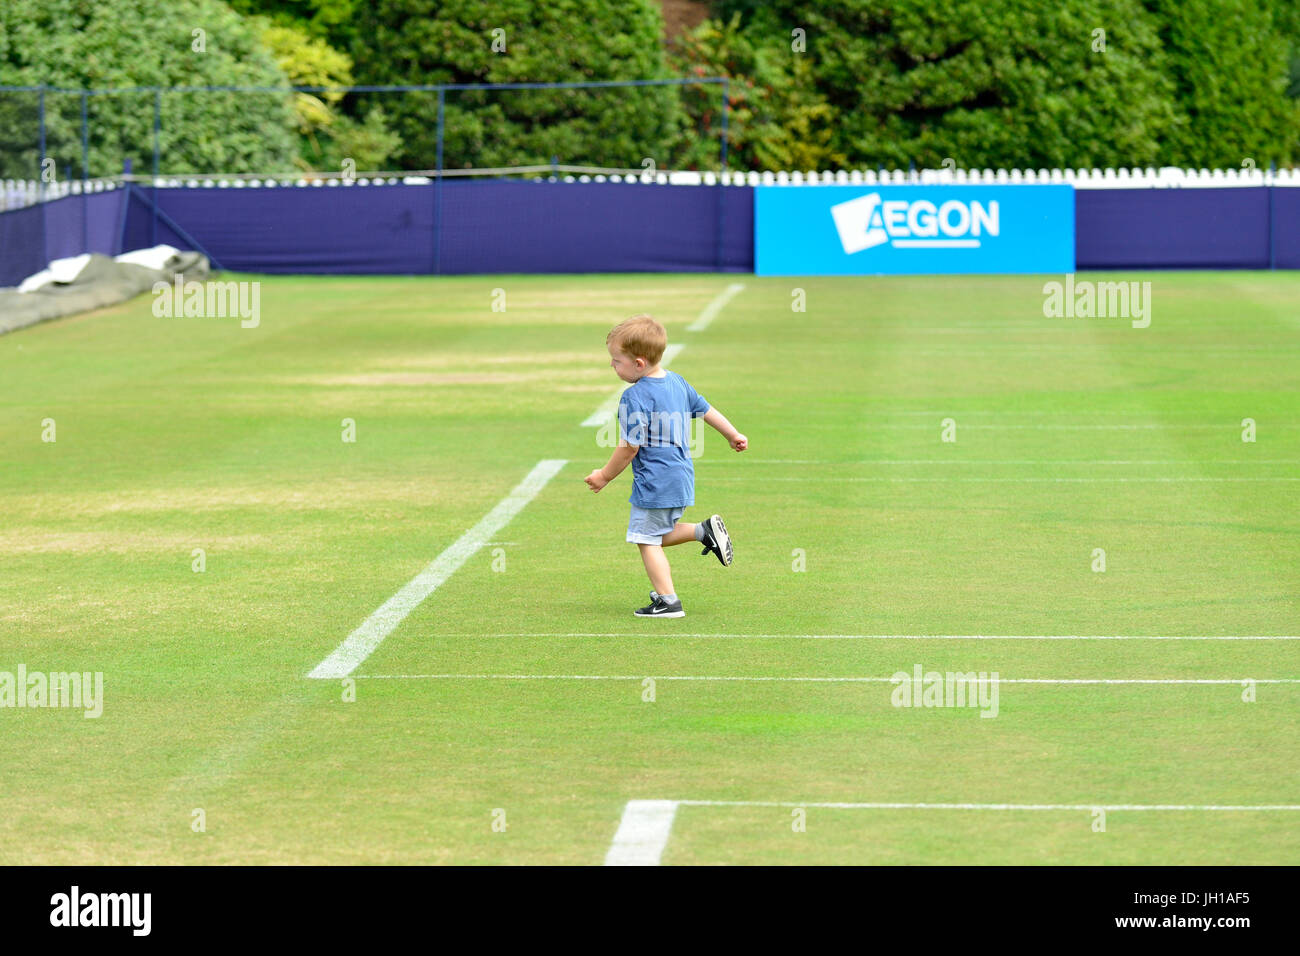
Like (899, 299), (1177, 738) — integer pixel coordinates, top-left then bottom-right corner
(635, 356), (647, 369)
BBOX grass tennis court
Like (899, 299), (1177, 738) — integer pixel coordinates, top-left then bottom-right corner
(1, 271), (1297, 864)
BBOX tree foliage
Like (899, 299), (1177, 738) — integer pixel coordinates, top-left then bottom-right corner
(2, 0), (1298, 180)
(694, 0), (1179, 170)
(668, 14), (846, 171)
(0, 0), (299, 177)
(348, 0), (686, 171)
(1142, 0), (1299, 167)
(228, 0), (361, 45)
(697, 0), (1300, 169)
(260, 20), (400, 171)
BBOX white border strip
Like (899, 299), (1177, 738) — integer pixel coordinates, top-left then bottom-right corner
(354, 674), (1299, 685)
(604, 799), (679, 865)
(686, 282), (745, 332)
(580, 343), (685, 427)
(306, 459), (567, 679)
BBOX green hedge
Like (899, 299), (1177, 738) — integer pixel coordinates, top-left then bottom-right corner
(349, 0), (689, 171)
(699, 0), (1300, 169)
(0, 0), (298, 178)
(3, 0), (1298, 178)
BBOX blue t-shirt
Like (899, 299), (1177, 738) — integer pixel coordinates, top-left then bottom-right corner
(618, 370), (710, 508)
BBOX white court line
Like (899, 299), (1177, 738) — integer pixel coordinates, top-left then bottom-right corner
(605, 798), (1300, 864)
(306, 459), (566, 679)
(361, 633), (1300, 641)
(686, 282), (745, 332)
(605, 800), (678, 866)
(354, 675), (1299, 685)
(580, 343), (684, 427)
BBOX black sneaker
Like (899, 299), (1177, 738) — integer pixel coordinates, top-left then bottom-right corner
(699, 514), (733, 566)
(634, 595), (685, 618)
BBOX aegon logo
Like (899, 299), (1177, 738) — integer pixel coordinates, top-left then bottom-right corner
(830, 193), (999, 254)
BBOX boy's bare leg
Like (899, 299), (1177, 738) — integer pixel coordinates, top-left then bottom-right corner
(637, 543), (676, 595)
(660, 522), (697, 547)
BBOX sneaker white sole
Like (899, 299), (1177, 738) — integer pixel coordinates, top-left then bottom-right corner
(634, 609), (685, 618)
(708, 514), (733, 566)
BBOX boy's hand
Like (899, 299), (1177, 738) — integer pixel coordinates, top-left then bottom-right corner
(584, 469), (609, 492)
(729, 433), (748, 452)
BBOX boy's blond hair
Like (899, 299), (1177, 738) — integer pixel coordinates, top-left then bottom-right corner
(606, 314), (666, 366)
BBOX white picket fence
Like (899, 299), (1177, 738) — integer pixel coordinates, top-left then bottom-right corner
(1, 177), (121, 212)
(5, 165), (1298, 212)
(594, 166), (1300, 188)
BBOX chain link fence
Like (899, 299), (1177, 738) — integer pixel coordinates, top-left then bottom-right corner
(1, 78), (729, 207)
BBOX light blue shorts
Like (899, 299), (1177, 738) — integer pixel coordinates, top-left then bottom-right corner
(626, 505), (686, 545)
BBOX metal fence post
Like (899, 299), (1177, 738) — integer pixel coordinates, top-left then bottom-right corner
(38, 84), (47, 267)
(152, 88), (161, 247)
(116, 159), (132, 256)
(435, 87), (444, 275)
(720, 78), (729, 174)
(716, 78), (729, 272)
(37, 85), (45, 191)
(1268, 162), (1276, 270)
(38, 84), (46, 200)
(81, 91), (89, 253)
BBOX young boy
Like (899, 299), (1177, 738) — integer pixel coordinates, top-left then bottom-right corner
(584, 314), (748, 618)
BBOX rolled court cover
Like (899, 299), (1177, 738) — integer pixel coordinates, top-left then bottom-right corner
(0, 249), (209, 335)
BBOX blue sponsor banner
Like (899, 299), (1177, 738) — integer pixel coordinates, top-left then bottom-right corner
(754, 184), (1075, 275)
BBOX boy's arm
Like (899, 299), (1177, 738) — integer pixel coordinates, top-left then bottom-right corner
(585, 441), (638, 492)
(701, 407), (748, 452)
